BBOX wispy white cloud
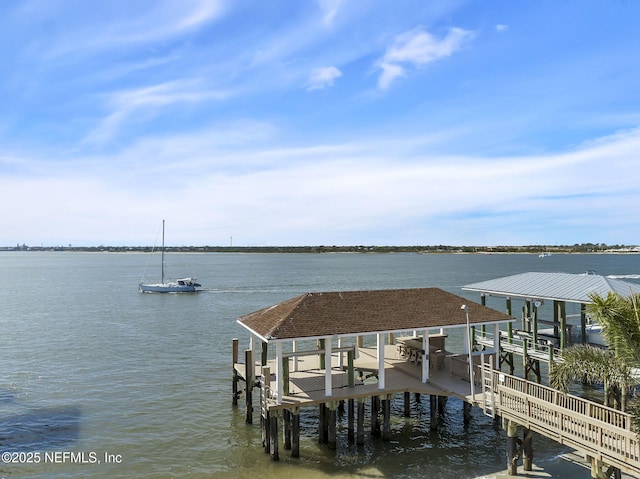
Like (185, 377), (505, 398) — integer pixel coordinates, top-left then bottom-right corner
(495, 24), (508, 32)
(5, 125), (639, 246)
(318, 0), (344, 26)
(307, 66), (343, 90)
(42, 0), (225, 58)
(83, 81), (230, 145)
(376, 27), (472, 90)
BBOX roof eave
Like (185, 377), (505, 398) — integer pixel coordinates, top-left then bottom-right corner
(237, 317), (515, 343)
(462, 287), (590, 304)
(236, 319), (272, 343)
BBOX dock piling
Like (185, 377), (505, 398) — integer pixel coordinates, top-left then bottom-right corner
(463, 401), (471, 426)
(371, 396), (380, 436)
(283, 409), (291, 450)
(291, 408), (300, 458)
(327, 402), (337, 450)
(347, 398), (355, 442)
(505, 419), (519, 475)
(429, 395), (438, 430)
(245, 349), (253, 424)
(382, 395), (391, 440)
(404, 391), (411, 416)
(232, 338), (239, 406)
(522, 428), (533, 471)
(270, 412), (279, 461)
(318, 403), (327, 444)
(357, 398), (365, 445)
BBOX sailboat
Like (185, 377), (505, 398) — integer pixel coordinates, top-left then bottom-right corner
(139, 220), (201, 293)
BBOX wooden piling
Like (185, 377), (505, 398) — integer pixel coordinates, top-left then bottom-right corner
(318, 339), (326, 369)
(505, 418), (519, 475)
(270, 412), (279, 461)
(347, 398), (355, 442)
(283, 409), (291, 450)
(263, 410), (270, 453)
(438, 395), (447, 414)
(463, 401), (472, 426)
(371, 395), (380, 436)
(291, 408), (300, 458)
(382, 395), (391, 441)
(429, 395), (438, 430)
(404, 391), (411, 417)
(245, 349), (253, 424)
(327, 402), (337, 450)
(318, 403), (327, 444)
(522, 428), (533, 471)
(232, 338), (239, 406)
(356, 398), (365, 445)
(232, 369), (239, 407)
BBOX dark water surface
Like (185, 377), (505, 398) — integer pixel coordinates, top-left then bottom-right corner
(1, 252), (638, 478)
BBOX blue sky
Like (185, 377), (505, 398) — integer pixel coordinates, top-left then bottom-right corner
(1, 0), (639, 247)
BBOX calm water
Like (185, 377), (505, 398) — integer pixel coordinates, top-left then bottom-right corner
(1, 252), (639, 479)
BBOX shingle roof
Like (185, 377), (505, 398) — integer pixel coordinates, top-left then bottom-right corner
(237, 287), (514, 342)
(462, 272), (640, 303)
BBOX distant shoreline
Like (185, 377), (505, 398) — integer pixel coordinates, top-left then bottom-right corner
(2, 244), (639, 254)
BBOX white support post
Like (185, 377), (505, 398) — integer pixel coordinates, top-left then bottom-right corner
(493, 324), (500, 355)
(325, 338), (333, 397)
(276, 342), (283, 404)
(338, 337), (344, 369)
(377, 333), (385, 390)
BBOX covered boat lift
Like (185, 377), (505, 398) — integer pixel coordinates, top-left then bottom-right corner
(462, 271), (640, 381)
(463, 271), (640, 349)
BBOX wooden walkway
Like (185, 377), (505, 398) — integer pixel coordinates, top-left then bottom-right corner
(474, 365), (640, 477)
(476, 329), (563, 364)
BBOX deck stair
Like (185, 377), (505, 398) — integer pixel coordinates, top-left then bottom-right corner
(481, 357), (495, 418)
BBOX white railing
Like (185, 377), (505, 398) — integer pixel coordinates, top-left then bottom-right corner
(475, 329), (562, 363)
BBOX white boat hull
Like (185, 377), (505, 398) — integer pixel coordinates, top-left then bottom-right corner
(139, 278), (200, 293)
(586, 324), (606, 346)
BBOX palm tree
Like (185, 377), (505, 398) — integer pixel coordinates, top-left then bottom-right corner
(589, 292), (640, 432)
(550, 291), (640, 418)
(550, 292), (640, 479)
(550, 344), (633, 409)
(589, 292), (640, 367)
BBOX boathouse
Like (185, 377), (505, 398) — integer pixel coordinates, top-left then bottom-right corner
(462, 271), (640, 381)
(232, 283), (640, 477)
(233, 287), (514, 459)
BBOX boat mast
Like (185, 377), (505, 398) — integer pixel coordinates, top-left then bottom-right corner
(161, 219), (165, 284)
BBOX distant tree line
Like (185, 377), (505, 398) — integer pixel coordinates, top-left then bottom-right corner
(3, 243), (638, 253)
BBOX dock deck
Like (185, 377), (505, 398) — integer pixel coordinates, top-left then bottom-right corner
(234, 344), (482, 410)
(233, 344), (640, 477)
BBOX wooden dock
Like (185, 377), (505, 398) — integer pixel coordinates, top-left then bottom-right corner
(232, 286), (640, 477)
(236, 345), (478, 409)
(233, 341), (640, 477)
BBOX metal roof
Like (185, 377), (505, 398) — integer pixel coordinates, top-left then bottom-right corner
(462, 272), (640, 304)
(237, 287), (514, 342)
